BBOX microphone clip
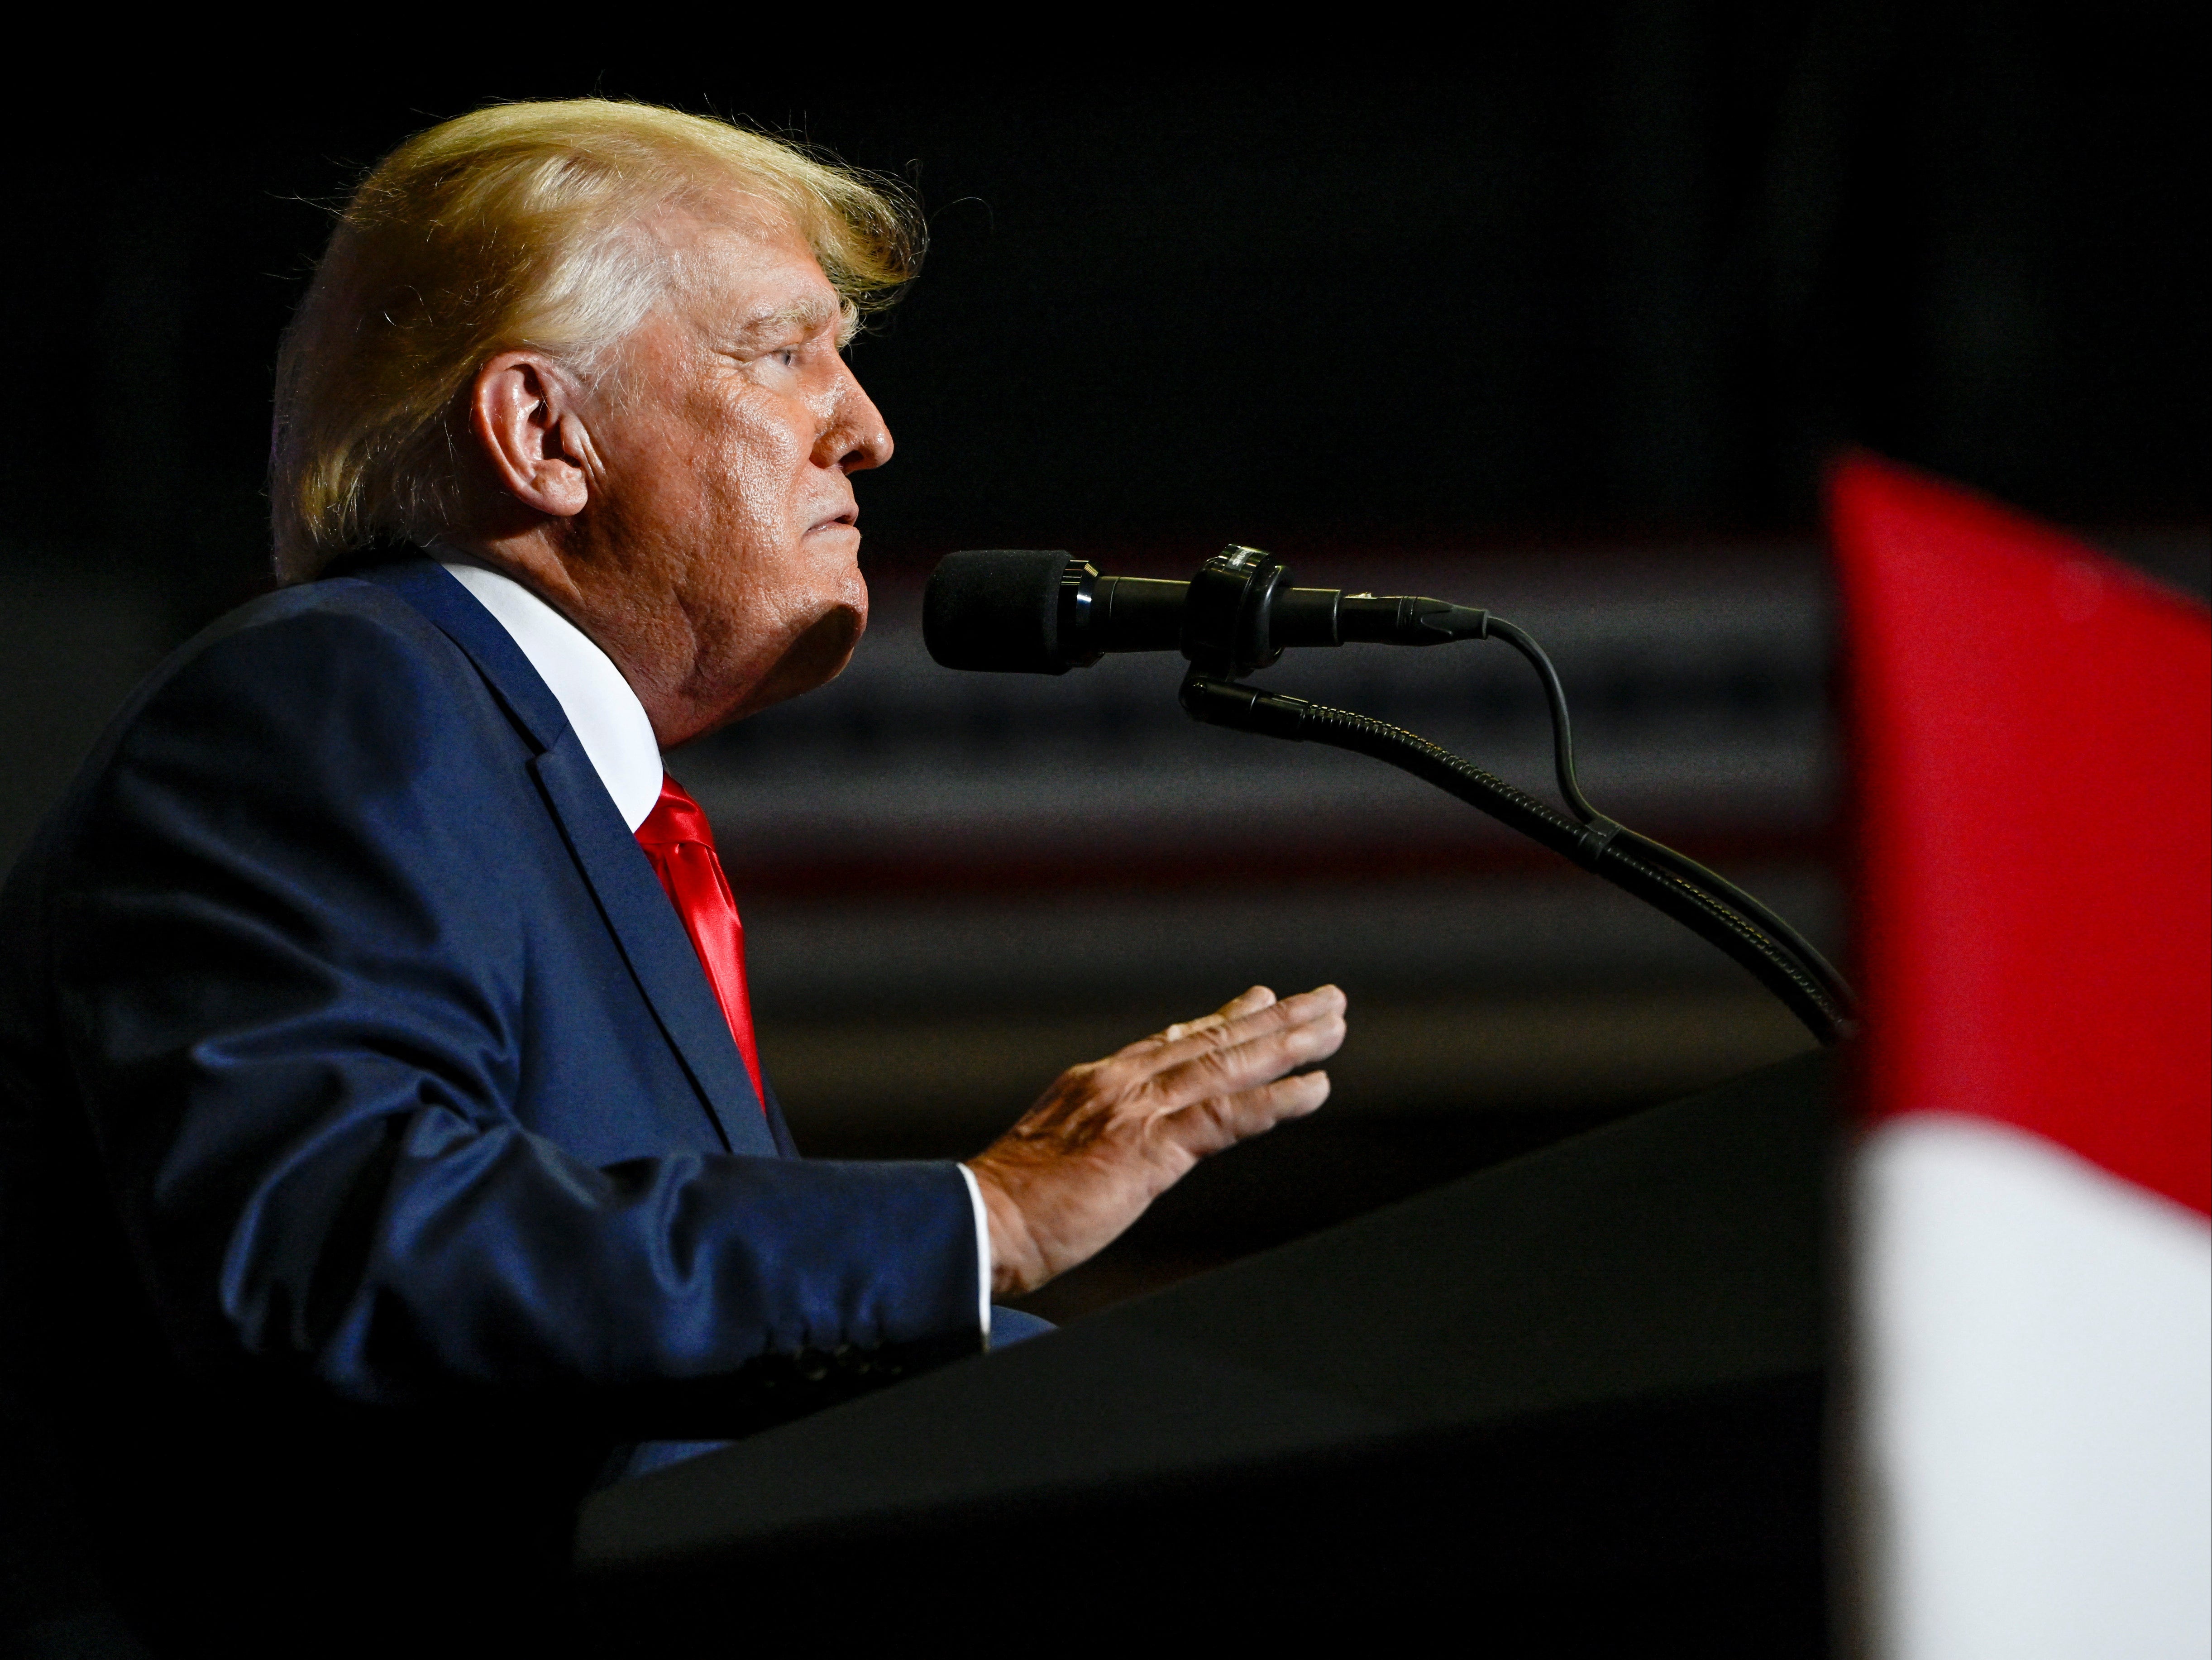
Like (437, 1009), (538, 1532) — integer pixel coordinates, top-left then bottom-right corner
(1179, 545), (1493, 672)
(1180, 545), (1290, 679)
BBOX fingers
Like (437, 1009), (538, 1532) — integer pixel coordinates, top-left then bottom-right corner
(1141, 986), (1346, 1106)
(1119, 984), (1342, 1075)
(1212, 985), (1281, 1023)
(1169, 1068), (1333, 1158)
(1179, 985), (1280, 1035)
(1153, 1029), (1340, 1122)
(1115, 986), (1278, 1057)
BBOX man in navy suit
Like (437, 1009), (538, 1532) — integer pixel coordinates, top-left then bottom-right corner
(0, 100), (1345, 1653)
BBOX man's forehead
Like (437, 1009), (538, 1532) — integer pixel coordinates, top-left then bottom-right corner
(665, 193), (841, 339)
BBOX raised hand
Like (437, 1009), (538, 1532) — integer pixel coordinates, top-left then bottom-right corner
(964, 985), (1348, 1297)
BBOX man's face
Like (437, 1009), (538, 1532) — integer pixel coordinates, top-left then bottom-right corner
(566, 194), (892, 741)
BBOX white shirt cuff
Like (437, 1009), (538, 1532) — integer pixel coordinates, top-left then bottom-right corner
(956, 1162), (994, 1348)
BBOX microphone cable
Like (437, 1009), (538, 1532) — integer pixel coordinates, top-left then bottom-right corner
(1480, 616), (1858, 1020)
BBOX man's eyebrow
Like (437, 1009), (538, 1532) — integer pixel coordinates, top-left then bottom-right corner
(727, 297), (840, 342)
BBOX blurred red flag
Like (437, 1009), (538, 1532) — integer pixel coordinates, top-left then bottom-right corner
(1832, 453), (2211, 1215)
(1835, 455), (2211, 1658)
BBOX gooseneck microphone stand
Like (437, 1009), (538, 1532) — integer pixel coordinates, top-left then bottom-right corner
(925, 542), (1858, 1046)
(1167, 545), (1856, 1045)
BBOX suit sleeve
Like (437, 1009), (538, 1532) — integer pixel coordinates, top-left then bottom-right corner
(39, 601), (981, 1414)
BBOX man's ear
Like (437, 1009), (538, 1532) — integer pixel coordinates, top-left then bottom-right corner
(469, 353), (595, 518)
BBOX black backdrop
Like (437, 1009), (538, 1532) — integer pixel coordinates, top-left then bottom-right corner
(4, 4), (2202, 631)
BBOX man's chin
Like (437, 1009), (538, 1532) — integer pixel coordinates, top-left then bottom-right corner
(713, 606), (866, 730)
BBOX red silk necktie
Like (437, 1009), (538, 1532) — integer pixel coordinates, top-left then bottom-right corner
(634, 775), (767, 1114)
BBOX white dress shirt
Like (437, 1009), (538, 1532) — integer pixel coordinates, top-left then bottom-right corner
(437, 557), (995, 1342)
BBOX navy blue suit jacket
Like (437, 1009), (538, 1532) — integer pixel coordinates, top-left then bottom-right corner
(0, 556), (979, 1650)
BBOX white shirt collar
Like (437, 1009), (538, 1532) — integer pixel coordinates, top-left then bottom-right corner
(436, 558), (665, 832)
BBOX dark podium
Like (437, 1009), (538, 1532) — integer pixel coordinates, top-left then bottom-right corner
(575, 1052), (1835, 1653)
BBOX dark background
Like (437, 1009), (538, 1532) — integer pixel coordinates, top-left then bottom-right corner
(1, 8), (2204, 1319)
(5, 8), (2202, 616)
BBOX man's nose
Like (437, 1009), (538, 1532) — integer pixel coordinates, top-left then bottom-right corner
(819, 361), (893, 474)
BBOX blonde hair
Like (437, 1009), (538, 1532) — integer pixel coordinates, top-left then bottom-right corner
(269, 99), (919, 582)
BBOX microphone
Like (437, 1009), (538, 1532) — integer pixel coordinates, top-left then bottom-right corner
(923, 545), (1491, 677)
(920, 544), (1857, 1042)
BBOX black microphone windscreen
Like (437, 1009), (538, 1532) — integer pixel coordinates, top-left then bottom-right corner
(923, 550), (1073, 674)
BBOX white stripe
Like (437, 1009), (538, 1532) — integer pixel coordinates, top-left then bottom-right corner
(1852, 1114), (2212, 1660)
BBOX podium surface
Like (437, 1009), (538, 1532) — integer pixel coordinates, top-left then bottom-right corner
(578, 1052), (1835, 1650)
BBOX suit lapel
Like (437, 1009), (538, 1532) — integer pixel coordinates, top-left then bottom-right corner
(353, 557), (773, 1155)
(530, 737), (771, 1153)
